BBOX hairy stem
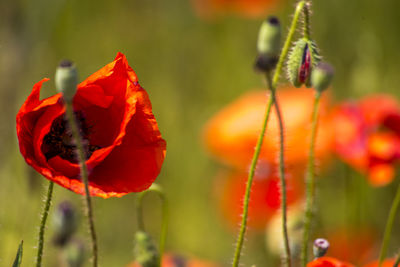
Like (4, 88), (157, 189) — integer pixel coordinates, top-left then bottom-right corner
(303, 1), (311, 40)
(232, 2), (307, 266)
(64, 102), (98, 267)
(378, 179), (400, 267)
(232, 93), (274, 267)
(267, 71), (292, 267)
(272, 0), (306, 88)
(301, 91), (321, 266)
(35, 181), (54, 267)
(137, 184), (169, 267)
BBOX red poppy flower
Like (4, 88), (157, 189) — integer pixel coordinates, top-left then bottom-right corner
(203, 87), (332, 171)
(331, 95), (400, 186)
(127, 253), (219, 267)
(214, 165), (304, 229)
(307, 257), (355, 267)
(16, 53), (166, 198)
(363, 258), (396, 267)
(192, 0), (281, 19)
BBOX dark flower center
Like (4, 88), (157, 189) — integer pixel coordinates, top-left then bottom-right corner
(41, 111), (100, 163)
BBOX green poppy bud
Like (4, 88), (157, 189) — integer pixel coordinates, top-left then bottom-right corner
(52, 201), (78, 247)
(55, 60), (78, 103)
(63, 239), (85, 267)
(313, 238), (329, 258)
(311, 62), (334, 92)
(255, 16), (281, 72)
(287, 38), (320, 87)
(133, 231), (160, 267)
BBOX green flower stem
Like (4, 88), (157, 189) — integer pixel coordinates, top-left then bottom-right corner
(35, 181), (54, 267)
(232, 91), (274, 267)
(267, 71), (292, 267)
(136, 184), (169, 267)
(272, 0), (306, 88)
(303, 2), (311, 40)
(64, 102), (98, 267)
(232, 2), (307, 267)
(378, 179), (400, 267)
(301, 91), (321, 267)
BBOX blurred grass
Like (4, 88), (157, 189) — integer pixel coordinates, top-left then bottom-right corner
(1, 0), (400, 266)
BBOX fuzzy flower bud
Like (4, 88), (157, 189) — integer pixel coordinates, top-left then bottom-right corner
(55, 60), (78, 103)
(254, 16), (281, 72)
(133, 231), (160, 267)
(63, 239), (85, 267)
(311, 62), (334, 92)
(52, 201), (78, 246)
(287, 38), (320, 87)
(313, 238), (330, 258)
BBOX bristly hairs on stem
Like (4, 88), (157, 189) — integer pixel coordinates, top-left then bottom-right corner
(231, 2), (307, 267)
(136, 184), (169, 267)
(35, 181), (54, 267)
(301, 91), (321, 267)
(56, 61), (99, 267)
(266, 71), (291, 267)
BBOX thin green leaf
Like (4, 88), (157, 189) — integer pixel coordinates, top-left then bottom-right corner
(12, 241), (23, 267)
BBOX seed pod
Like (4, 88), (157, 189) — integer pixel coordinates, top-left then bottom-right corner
(311, 62), (334, 92)
(133, 231), (160, 267)
(287, 38), (320, 87)
(254, 16), (281, 72)
(55, 60), (78, 103)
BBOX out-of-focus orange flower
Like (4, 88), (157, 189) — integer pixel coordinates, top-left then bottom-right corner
(204, 87), (332, 171)
(128, 253), (219, 267)
(214, 165), (304, 229)
(307, 257), (355, 267)
(363, 258), (396, 267)
(331, 95), (400, 186)
(192, 0), (282, 19)
(322, 227), (377, 266)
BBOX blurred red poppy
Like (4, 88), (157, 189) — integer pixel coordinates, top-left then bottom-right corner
(331, 95), (400, 186)
(192, 0), (281, 19)
(214, 165), (304, 229)
(128, 253), (219, 267)
(204, 87), (332, 171)
(307, 257), (355, 267)
(322, 227), (377, 266)
(363, 258), (396, 267)
(16, 53), (166, 198)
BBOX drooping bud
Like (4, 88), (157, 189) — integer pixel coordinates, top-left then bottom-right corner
(287, 38), (320, 87)
(311, 62), (334, 92)
(52, 201), (78, 247)
(55, 60), (78, 103)
(313, 238), (329, 258)
(63, 239), (85, 267)
(133, 231), (160, 267)
(254, 16), (281, 72)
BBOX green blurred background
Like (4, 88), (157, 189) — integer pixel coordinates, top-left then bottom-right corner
(1, 0), (400, 266)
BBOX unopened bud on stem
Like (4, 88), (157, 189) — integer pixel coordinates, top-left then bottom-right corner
(255, 16), (281, 72)
(55, 60), (78, 102)
(311, 62), (334, 92)
(287, 38), (320, 87)
(52, 201), (78, 247)
(133, 231), (160, 267)
(313, 238), (329, 258)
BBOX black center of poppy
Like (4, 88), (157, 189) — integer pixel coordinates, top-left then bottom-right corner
(41, 111), (100, 163)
